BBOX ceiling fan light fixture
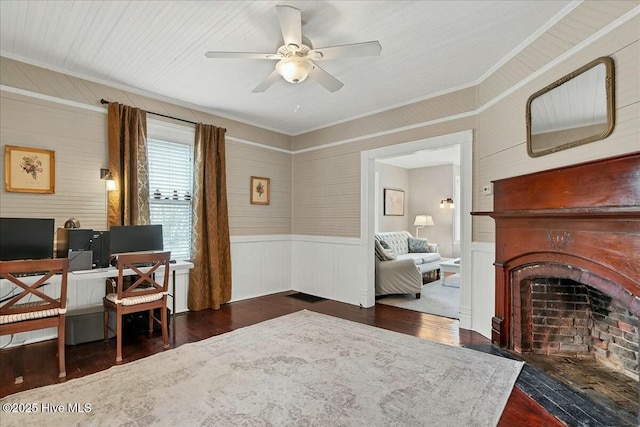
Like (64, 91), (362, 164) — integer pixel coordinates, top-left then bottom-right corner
(276, 56), (313, 83)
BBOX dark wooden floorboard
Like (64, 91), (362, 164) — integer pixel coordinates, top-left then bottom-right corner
(0, 292), (562, 426)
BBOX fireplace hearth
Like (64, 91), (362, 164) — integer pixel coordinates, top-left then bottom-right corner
(473, 152), (640, 423)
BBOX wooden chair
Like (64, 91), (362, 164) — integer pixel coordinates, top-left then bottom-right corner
(103, 251), (171, 362)
(0, 258), (69, 378)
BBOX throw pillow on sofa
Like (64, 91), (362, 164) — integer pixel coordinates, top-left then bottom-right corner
(379, 240), (395, 256)
(374, 240), (396, 261)
(408, 237), (430, 253)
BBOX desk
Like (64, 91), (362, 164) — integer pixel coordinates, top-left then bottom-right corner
(0, 260), (193, 348)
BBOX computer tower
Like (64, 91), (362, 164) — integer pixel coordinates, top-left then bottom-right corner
(91, 231), (110, 268)
(55, 228), (94, 258)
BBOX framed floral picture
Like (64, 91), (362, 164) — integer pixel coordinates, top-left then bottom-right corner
(383, 188), (404, 216)
(4, 145), (55, 194)
(250, 176), (270, 205)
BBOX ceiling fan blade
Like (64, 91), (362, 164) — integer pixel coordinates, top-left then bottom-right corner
(309, 41), (382, 60)
(308, 64), (344, 93)
(252, 70), (281, 93)
(276, 5), (302, 48)
(205, 51), (281, 60)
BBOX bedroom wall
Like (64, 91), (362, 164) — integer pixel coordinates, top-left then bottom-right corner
(0, 57), (294, 301)
(473, 8), (640, 242)
(0, 2), (636, 336)
(289, 2), (639, 333)
(375, 162), (409, 232)
(291, 2), (639, 240)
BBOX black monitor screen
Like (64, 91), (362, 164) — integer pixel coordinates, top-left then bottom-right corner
(109, 224), (163, 255)
(0, 218), (55, 261)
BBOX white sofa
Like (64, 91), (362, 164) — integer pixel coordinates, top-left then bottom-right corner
(374, 231), (441, 298)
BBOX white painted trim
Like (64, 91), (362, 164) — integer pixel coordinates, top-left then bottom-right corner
(458, 131), (474, 330)
(231, 235), (292, 243)
(290, 234), (361, 245)
(474, 1), (582, 85)
(470, 241), (496, 339)
(0, 84), (105, 113)
(2, 5), (637, 153)
(475, 5), (640, 115)
(294, 111), (476, 154)
(294, 2), (584, 137)
(0, 51), (289, 136)
(360, 130), (474, 313)
(0, 84), (294, 155)
(226, 136), (292, 154)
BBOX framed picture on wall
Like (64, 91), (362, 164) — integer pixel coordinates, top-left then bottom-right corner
(383, 188), (404, 216)
(4, 145), (55, 194)
(250, 176), (270, 205)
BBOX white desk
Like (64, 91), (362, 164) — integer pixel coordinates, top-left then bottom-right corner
(0, 260), (193, 348)
(439, 258), (460, 285)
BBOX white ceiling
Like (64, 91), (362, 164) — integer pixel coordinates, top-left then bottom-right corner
(0, 1), (574, 135)
(377, 144), (460, 169)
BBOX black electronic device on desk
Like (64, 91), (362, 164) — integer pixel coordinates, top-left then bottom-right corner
(91, 231), (110, 268)
(0, 217), (54, 261)
(109, 224), (163, 265)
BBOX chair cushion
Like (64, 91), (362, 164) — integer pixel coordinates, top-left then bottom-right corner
(106, 291), (165, 306)
(0, 301), (63, 325)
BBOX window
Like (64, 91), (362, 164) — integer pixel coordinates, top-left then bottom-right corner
(147, 121), (194, 260)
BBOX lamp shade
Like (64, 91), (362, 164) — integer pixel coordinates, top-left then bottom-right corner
(440, 198), (454, 209)
(413, 215), (435, 227)
(276, 56), (313, 83)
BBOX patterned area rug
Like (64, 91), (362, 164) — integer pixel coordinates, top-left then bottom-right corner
(1, 310), (522, 426)
(377, 274), (460, 319)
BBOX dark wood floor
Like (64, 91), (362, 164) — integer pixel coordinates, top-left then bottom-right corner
(0, 292), (562, 426)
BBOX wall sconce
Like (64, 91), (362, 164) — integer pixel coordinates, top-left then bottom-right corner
(100, 168), (117, 191)
(413, 215), (434, 238)
(440, 198), (454, 209)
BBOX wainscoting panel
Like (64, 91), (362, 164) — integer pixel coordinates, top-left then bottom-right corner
(0, 265), (192, 348)
(470, 242), (496, 339)
(290, 236), (363, 306)
(230, 236), (292, 302)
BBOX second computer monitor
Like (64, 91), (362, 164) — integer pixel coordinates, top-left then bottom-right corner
(109, 224), (163, 255)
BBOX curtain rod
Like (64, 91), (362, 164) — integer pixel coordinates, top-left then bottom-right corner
(100, 99), (225, 131)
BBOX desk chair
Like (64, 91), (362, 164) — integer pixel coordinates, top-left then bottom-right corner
(0, 258), (69, 378)
(103, 251), (171, 362)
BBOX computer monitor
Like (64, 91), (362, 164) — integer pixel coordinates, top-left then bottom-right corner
(0, 217), (55, 261)
(109, 224), (163, 255)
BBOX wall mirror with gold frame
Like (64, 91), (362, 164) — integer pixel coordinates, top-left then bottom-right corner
(526, 57), (615, 157)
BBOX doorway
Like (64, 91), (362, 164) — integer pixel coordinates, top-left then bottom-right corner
(359, 130), (473, 328)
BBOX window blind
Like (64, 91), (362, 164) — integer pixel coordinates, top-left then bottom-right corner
(148, 138), (193, 260)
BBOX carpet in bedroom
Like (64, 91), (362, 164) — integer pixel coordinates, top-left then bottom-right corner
(1, 309), (522, 427)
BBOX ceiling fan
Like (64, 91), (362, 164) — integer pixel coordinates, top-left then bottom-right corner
(205, 5), (382, 93)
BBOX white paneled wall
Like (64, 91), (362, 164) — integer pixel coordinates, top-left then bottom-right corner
(291, 235), (363, 305)
(0, 266), (192, 348)
(230, 236), (292, 302)
(470, 242), (496, 339)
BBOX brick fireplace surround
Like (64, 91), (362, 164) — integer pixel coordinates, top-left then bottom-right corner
(474, 152), (640, 419)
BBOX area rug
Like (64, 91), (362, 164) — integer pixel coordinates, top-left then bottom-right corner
(1, 310), (522, 427)
(377, 274), (460, 319)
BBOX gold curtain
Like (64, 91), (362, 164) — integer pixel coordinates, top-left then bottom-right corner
(107, 103), (150, 227)
(189, 124), (232, 311)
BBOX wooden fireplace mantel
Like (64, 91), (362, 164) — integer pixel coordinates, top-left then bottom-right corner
(472, 152), (640, 348)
